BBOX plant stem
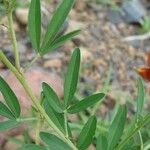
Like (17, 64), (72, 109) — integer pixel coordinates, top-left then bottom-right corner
(0, 51), (78, 150)
(64, 110), (69, 138)
(35, 114), (43, 145)
(17, 117), (37, 123)
(138, 130), (144, 150)
(24, 54), (40, 72)
(7, 10), (20, 71)
(116, 113), (150, 150)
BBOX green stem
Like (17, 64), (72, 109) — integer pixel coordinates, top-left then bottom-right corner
(116, 113), (150, 150)
(7, 10), (20, 71)
(138, 130), (144, 150)
(24, 54), (40, 72)
(17, 117), (37, 123)
(0, 51), (78, 150)
(64, 110), (69, 138)
(35, 114), (43, 145)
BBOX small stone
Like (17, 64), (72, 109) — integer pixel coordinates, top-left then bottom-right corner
(74, 0), (86, 12)
(15, 8), (28, 25)
(44, 59), (62, 69)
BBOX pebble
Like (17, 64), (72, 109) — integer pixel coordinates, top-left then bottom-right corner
(44, 59), (62, 69)
(15, 8), (28, 25)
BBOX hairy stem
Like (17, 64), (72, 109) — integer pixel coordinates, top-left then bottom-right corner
(35, 114), (43, 145)
(0, 51), (78, 150)
(7, 10), (20, 71)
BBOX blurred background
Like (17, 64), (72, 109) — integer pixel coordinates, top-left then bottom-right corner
(0, 0), (150, 149)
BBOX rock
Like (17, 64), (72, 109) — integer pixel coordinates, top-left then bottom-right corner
(0, 68), (63, 114)
(44, 59), (62, 69)
(122, 0), (147, 23)
(15, 8), (28, 25)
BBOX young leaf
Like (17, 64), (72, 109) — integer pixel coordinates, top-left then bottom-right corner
(28, 0), (41, 52)
(77, 116), (97, 150)
(42, 82), (64, 113)
(0, 101), (15, 119)
(0, 76), (20, 118)
(107, 105), (127, 150)
(96, 135), (108, 150)
(43, 30), (81, 53)
(40, 0), (75, 54)
(0, 120), (18, 131)
(40, 132), (71, 150)
(43, 99), (65, 133)
(64, 48), (80, 107)
(18, 144), (45, 150)
(136, 77), (145, 115)
(67, 93), (105, 114)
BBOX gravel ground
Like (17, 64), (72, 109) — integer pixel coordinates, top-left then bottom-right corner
(0, 0), (150, 110)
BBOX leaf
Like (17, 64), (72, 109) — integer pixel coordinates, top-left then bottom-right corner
(40, 0), (75, 54)
(77, 116), (97, 150)
(40, 132), (71, 150)
(0, 101), (15, 119)
(18, 144), (45, 150)
(43, 99), (65, 133)
(28, 0), (41, 52)
(67, 93), (105, 113)
(0, 120), (18, 131)
(136, 77), (145, 115)
(107, 105), (127, 150)
(64, 48), (80, 107)
(45, 30), (81, 52)
(96, 135), (108, 150)
(0, 76), (20, 118)
(42, 82), (64, 113)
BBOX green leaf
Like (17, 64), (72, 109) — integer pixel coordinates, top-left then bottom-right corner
(40, 132), (71, 150)
(0, 101), (15, 119)
(0, 76), (20, 118)
(64, 48), (80, 107)
(43, 99), (65, 133)
(96, 135), (108, 150)
(77, 116), (97, 150)
(18, 144), (44, 150)
(42, 82), (64, 113)
(40, 0), (75, 54)
(107, 105), (127, 150)
(45, 30), (81, 53)
(0, 120), (18, 131)
(28, 0), (41, 52)
(136, 77), (145, 115)
(68, 93), (105, 113)
(43, 99), (72, 138)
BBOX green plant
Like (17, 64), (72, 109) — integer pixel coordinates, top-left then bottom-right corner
(140, 16), (150, 33)
(1, 0), (150, 150)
